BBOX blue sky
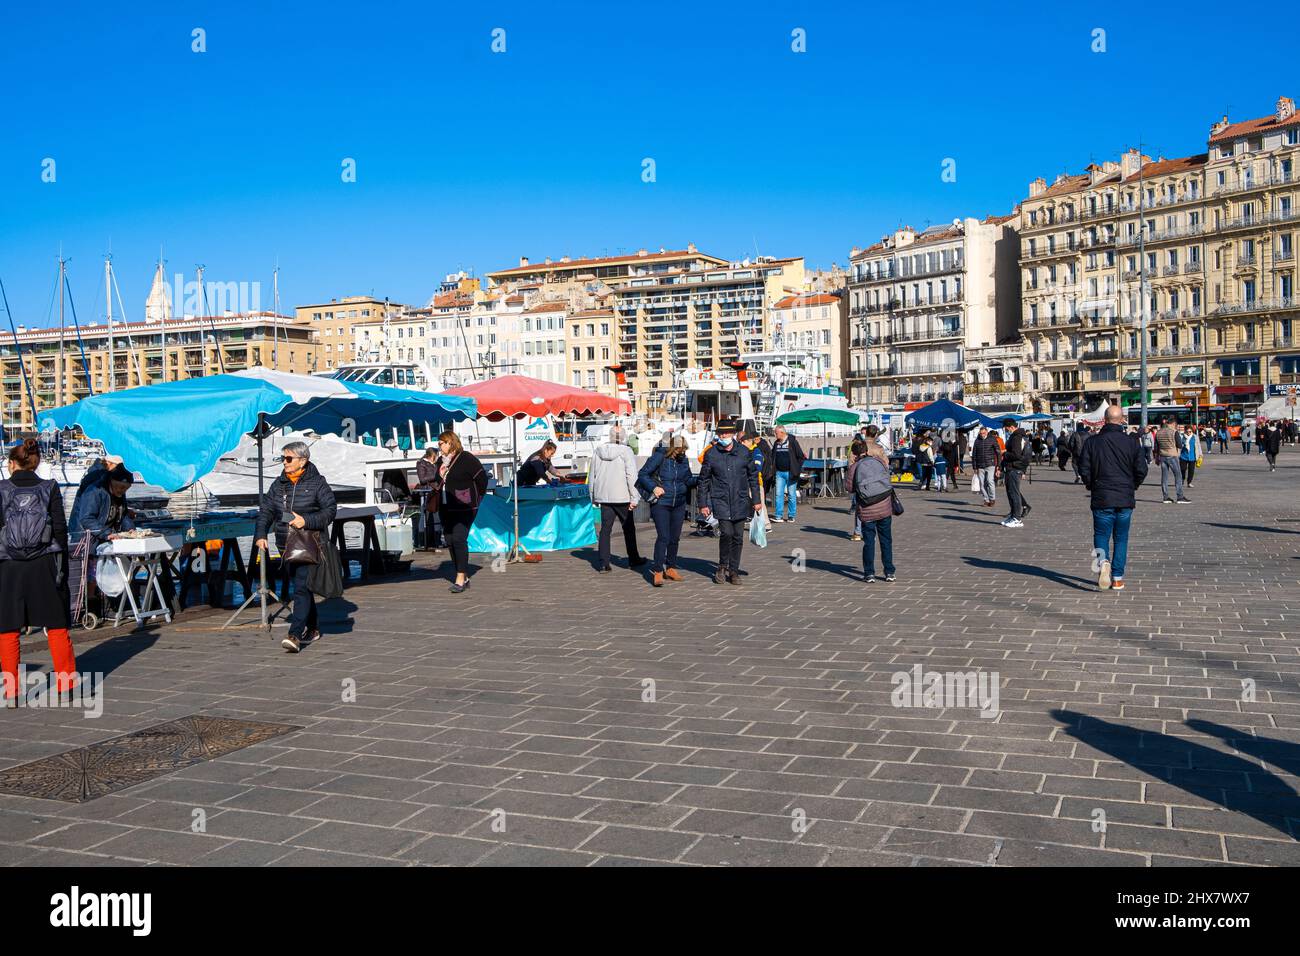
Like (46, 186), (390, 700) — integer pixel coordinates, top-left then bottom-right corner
(0, 0), (1292, 325)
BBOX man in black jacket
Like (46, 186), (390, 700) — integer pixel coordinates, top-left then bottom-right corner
(697, 419), (761, 585)
(1077, 404), (1148, 590)
(769, 426), (806, 522)
(970, 425), (1000, 507)
(1000, 419), (1031, 528)
(1067, 423), (1089, 483)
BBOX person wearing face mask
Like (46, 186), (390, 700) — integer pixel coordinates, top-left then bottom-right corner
(255, 441), (337, 653)
(697, 419), (761, 586)
(637, 435), (698, 586)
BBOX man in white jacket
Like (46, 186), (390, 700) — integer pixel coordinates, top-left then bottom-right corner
(588, 426), (646, 573)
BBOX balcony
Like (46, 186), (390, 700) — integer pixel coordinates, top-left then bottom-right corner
(965, 381), (1023, 394)
(1163, 265), (1181, 276)
(1211, 168), (1295, 198)
(1081, 348), (1118, 361)
(1185, 261), (1203, 273)
(1219, 375), (1261, 386)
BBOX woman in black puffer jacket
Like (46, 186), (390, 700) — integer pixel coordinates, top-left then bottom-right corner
(255, 441), (337, 653)
(636, 436), (698, 587)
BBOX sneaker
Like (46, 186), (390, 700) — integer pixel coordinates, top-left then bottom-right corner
(884, 573), (896, 583)
(1021, 504), (1032, 518)
(449, 581), (469, 593)
(772, 516), (784, 523)
(596, 565), (611, 574)
(300, 629), (322, 646)
(281, 635), (302, 653)
(1176, 497), (1191, 504)
(1162, 498), (1174, 504)
(1112, 578), (1126, 590)
(1001, 518), (1024, 528)
(1097, 559), (1112, 590)
(850, 534), (862, 541)
(663, 568), (683, 582)
(651, 571), (664, 587)
(862, 573), (874, 583)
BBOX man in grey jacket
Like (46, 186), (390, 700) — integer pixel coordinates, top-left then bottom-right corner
(588, 426), (646, 573)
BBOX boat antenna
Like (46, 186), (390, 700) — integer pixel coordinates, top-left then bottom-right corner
(107, 258), (143, 386)
(0, 276), (39, 431)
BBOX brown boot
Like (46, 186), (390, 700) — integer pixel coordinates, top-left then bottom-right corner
(728, 571), (742, 586)
(714, 567), (729, 585)
(652, 571), (664, 587)
(663, 567), (683, 582)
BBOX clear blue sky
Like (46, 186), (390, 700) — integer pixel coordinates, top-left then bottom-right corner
(0, 0), (1292, 326)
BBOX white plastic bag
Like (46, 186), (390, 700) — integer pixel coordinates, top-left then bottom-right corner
(749, 515), (768, 548)
(970, 474), (980, 493)
(95, 555), (126, 598)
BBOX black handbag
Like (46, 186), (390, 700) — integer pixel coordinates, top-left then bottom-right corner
(890, 490), (904, 516)
(283, 526), (322, 565)
(307, 537), (344, 599)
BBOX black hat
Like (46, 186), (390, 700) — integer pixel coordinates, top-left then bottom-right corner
(715, 418), (740, 434)
(108, 463), (134, 484)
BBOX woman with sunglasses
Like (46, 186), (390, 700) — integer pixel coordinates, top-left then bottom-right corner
(255, 441), (337, 653)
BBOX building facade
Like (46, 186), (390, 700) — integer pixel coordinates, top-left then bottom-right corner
(611, 257), (806, 414)
(295, 295), (409, 372)
(770, 293), (842, 386)
(2, 313), (311, 431)
(1019, 95), (1300, 415)
(845, 217), (1020, 409)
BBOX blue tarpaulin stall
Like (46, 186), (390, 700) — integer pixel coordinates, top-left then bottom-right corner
(468, 486), (597, 554)
(37, 368), (477, 492)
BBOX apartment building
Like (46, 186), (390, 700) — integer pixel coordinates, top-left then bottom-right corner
(611, 256), (806, 414)
(2, 313), (311, 430)
(567, 306), (618, 396)
(486, 245), (727, 291)
(295, 295), (408, 372)
(964, 341), (1030, 415)
(515, 301), (569, 384)
(844, 217), (1020, 409)
(1019, 95), (1300, 414)
(770, 293), (842, 387)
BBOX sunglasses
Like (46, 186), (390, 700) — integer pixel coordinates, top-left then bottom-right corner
(282, 455), (300, 462)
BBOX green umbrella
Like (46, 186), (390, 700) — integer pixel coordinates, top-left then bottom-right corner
(774, 405), (859, 496)
(774, 406), (861, 427)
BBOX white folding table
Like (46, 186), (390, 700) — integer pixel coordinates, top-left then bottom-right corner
(102, 534), (183, 627)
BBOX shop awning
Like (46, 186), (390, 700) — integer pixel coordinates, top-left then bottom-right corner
(1178, 366), (1204, 379)
(1123, 369), (1141, 382)
(1216, 384), (1264, 395)
(1154, 367), (1170, 379)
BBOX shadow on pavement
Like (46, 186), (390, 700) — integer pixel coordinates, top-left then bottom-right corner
(1052, 710), (1299, 840)
(961, 556), (1095, 591)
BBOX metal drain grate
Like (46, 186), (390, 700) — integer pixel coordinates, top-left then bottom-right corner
(0, 715), (299, 803)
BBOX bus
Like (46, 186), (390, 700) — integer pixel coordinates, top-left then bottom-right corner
(1125, 403), (1246, 436)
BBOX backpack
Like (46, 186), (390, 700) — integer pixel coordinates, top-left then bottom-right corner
(0, 478), (58, 560)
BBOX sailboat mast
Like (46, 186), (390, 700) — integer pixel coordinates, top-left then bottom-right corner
(105, 255), (116, 391)
(58, 254), (66, 407)
(272, 264), (280, 370)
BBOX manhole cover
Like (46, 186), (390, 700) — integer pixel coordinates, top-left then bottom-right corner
(0, 714), (299, 803)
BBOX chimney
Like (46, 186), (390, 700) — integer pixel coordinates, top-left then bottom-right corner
(1028, 177), (1047, 198)
(1278, 96), (1296, 122)
(687, 242), (697, 253)
(1120, 147), (1144, 179)
(519, 257), (529, 267)
(1210, 115), (1231, 138)
(637, 248), (648, 257)
(544, 257), (551, 265)
(560, 256), (570, 263)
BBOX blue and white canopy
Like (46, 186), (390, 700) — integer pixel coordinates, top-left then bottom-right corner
(37, 368), (477, 491)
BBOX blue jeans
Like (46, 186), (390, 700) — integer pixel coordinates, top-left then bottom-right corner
(861, 517), (895, 577)
(774, 471), (796, 519)
(649, 502), (686, 573)
(1092, 507), (1133, 579)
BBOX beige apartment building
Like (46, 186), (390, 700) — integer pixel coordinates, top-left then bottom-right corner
(844, 217), (1020, 409)
(567, 306), (619, 396)
(611, 256), (806, 414)
(1019, 95), (1300, 415)
(2, 313), (312, 430)
(295, 295), (410, 372)
(770, 293), (843, 387)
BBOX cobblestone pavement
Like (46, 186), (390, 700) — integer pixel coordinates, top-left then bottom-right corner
(2, 447), (1299, 867)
